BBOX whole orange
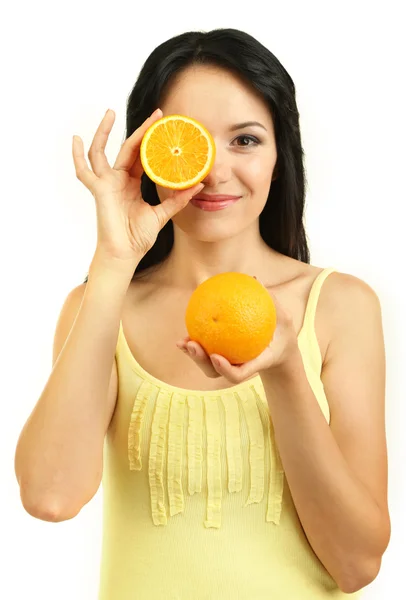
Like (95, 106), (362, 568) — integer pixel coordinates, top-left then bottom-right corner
(185, 272), (277, 364)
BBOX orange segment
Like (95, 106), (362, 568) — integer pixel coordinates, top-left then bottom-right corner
(140, 114), (216, 190)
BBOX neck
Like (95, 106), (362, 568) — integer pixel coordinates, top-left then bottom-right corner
(158, 223), (280, 291)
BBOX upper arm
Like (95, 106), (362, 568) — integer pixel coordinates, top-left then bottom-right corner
(320, 272), (390, 545)
(52, 283), (118, 431)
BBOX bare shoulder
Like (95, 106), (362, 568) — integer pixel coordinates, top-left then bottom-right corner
(318, 270), (383, 364)
(280, 259), (383, 363)
(318, 270), (382, 321)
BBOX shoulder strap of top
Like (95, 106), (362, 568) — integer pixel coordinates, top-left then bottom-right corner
(301, 267), (336, 334)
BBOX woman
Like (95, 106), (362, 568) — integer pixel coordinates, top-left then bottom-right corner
(15, 28), (390, 598)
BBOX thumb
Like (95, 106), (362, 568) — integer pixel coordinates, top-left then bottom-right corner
(155, 183), (204, 227)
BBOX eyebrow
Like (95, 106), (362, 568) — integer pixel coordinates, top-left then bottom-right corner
(229, 121), (268, 132)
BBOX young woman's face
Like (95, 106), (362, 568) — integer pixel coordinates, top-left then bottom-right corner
(156, 64), (278, 243)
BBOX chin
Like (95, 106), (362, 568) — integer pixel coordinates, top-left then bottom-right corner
(175, 220), (246, 243)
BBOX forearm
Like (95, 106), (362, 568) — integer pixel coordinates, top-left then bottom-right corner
(261, 353), (384, 592)
(14, 253), (139, 514)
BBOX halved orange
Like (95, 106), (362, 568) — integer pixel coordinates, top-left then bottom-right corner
(140, 114), (216, 190)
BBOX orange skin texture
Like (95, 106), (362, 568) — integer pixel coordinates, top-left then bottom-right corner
(177, 275), (300, 384)
(185, 272), (277, 364)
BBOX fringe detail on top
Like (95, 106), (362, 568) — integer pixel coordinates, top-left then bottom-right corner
(128, 380), (284, 529)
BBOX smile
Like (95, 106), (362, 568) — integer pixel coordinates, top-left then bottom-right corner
(190, 195), (241, 211)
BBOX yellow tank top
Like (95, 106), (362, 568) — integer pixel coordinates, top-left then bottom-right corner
(98, 267), (362, 599)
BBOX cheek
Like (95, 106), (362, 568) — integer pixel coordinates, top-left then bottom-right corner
(239, 153), (274, 188)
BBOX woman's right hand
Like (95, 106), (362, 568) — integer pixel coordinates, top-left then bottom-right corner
(72, 108), (204, 264)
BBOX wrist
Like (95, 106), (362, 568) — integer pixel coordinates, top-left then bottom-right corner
(89, 249), (141, 280)
(86, 252), (140, 297)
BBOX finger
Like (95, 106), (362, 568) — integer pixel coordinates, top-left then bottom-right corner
(129, 153), (145, 181)
(72, 135), (99, 190)
(209, 354), (259, 384)
(87, 109), (117, 177)
(188, 341), (221, 378)
(113, 108), (163, 172)
(177, 340), (220, 379)
(154, 183), (205, 229)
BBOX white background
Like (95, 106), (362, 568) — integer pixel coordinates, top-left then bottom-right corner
(2, 1), (404, 598)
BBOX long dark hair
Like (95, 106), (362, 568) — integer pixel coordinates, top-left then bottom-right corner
(83, 28), (310, 284)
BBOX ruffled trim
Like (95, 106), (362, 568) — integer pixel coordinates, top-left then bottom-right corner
(127, 380), (284, 528)
(204, 396), (222, 528)
(149, 388), (172, 526)
(167, 393), (186, 518)
(128, 380), (155, 471)
(265, 409), (285, 525)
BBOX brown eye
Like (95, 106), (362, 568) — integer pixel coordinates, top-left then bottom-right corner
(233, 135), (260, 147)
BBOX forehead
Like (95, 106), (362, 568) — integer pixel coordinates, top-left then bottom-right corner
(160, 64), (273, 131)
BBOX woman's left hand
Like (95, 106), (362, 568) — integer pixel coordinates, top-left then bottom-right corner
(176, 278), (300, 384)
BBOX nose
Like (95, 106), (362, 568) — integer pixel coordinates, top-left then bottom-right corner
(200, 145), (232, 187)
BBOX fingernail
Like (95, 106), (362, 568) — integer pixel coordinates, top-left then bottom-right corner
(189, 347), (196, 356)
(211, 357), (220, 367)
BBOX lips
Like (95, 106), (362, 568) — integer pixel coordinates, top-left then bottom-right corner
(190, 194), (241, 212)
(192, 194), (241, 202)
